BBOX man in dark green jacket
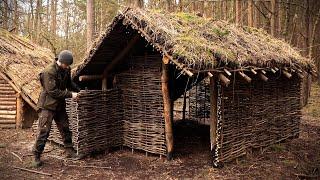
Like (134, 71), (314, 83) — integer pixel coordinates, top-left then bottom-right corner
(32, 50), (80, 167)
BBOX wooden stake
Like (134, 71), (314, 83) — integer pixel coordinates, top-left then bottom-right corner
(161, 59), (174, 160)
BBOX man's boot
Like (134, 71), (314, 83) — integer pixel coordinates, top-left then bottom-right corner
(31, 153), (42, 167)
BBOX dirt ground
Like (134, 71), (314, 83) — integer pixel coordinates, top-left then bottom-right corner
(1, 85), (320, 179)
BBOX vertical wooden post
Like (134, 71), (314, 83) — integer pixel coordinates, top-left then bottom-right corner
(16, 93), (23, 129)
(161, 56), (174, 160)
(209, 77), (218, 153)
(182, 92), (187, 121)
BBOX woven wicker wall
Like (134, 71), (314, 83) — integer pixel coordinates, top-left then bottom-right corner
(48, 89), (123, 156)
(117, 54), (166, 155)
(214, 75), (302, 164)
(41, 54), (166, 156)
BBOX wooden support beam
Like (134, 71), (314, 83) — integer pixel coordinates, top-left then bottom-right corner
(283, 70), (292, 79)
(101, 34), (140, 90)
(218, 73), (230, 87)
(258, 72), (268, 82)
(79, 75), (103, 82)
(238, 71), (252, 83)
(161, 58), (174, 160)
(16, 93), (23, 129)
(209, 77), (217, 155)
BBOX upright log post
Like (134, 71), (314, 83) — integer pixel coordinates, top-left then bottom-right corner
(161, 56), (174, 160)
(182, 92), (187, 121)
(209, 77), (218, 156)
(16, 93), (23, 128)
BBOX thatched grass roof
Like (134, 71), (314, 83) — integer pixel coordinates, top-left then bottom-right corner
(74, 8), (314, 78)
(0, 29), (53, 109)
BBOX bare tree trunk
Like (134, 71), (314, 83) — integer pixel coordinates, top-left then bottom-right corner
(270, 0), (276, 36)
(236, 0), (242, 25)
(63, 0), (69, 49)
(50, 0), (56, 36)
(198, 0), (204, 17)
(35, 0), (42, 43)
(3, 0), (9, 30)
(248, 0), (254, 27)
(278, 0), (282, 36)
(46, 0), (49, 32)
(166, 0), (172, 12)
(305, 0), (311, 58)
(179, 0), (183, 12)
(222, 0), (227, 20)
(134, 0), (144, 8)
(310, 8), (320, 59)
(284, 0), (290, 41)
(254, 1), (260, 28)
(212, 1), (216, 19)
(87, 0), (95, 49)
(192, 0), (196, 13)
(13, 0), (19, 33)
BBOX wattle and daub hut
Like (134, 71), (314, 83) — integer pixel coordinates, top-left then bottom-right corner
(0, 29), (52, 129)
(49, 8), (315, 166)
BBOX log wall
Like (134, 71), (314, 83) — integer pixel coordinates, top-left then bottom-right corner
(0, 75), (16, 129)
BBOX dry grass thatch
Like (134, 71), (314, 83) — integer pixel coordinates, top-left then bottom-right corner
(0, 29), (53, 108)
(75, 8), (314, 77)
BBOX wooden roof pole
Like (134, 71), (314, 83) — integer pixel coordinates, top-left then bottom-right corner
(101, 34), (140, 90)
(161, 56), (174, 160)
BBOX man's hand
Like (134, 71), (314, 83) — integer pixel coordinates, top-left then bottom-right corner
(71, 92), (78, 99)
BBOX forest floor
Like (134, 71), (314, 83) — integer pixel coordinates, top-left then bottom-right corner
(0, 84), (320, 179)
